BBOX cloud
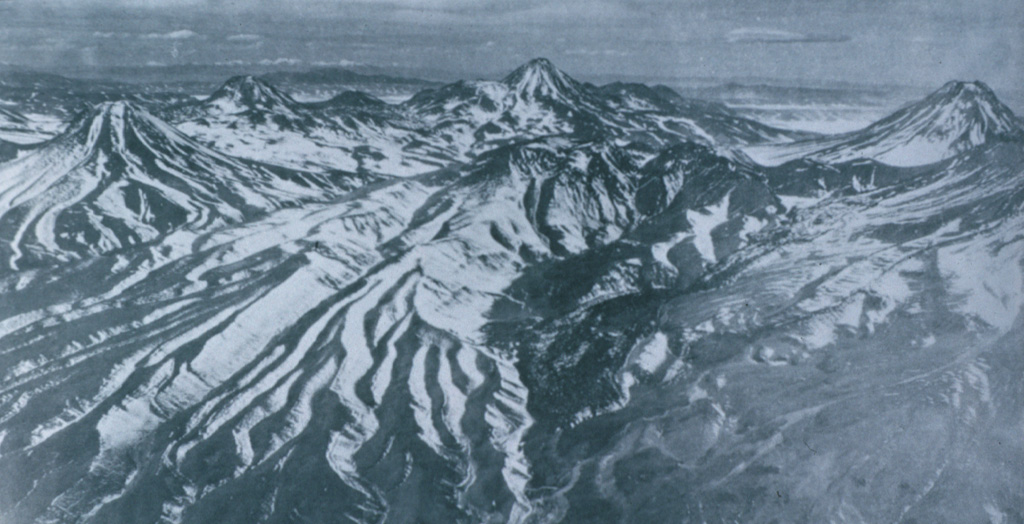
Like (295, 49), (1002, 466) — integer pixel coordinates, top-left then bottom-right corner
(210, 57), (304, 67)
(226, 34), (262, 42)
(257, 57), (304, 66)
(207, 57), (361, 68)
(142, 29), (199, 40)
(93, 31), (117, 38)
(563, 48), (631, 57)
(294, 0), (544, 11)
(311, 59), (363, 67)
(212, 59), (249, 66)
(726, 28), (850, 44)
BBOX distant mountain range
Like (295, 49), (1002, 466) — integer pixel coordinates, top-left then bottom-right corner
(1, 58), (1022, 524)
(151, 59), (809, 174)
(0, 64), (437, 119)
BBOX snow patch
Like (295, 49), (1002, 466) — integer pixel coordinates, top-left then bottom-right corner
(687, 192), (731, 264)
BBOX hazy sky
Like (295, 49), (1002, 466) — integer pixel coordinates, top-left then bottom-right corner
(1, 0), (1021, 88)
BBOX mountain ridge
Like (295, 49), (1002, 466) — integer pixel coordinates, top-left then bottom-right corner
(0, 58), (1022, 524)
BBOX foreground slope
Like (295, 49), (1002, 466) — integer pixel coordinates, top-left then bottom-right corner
(0, 134), (789, 523)
(490, 139), (1024, 522)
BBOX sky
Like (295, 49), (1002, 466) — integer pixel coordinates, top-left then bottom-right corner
(0, 0), (1021, 89)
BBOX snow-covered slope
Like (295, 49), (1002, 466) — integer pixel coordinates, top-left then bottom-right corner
(597, 82), (812, 145)
(159, 60), (802, 175)
(1, 67), (1022, 524)
(0, 134), (787, 523)
(260, 67), (439, 103)
(0, 101), (345, 269)
(403, 58), (801, 158)
(201, 75), (301, 116)
(0, 105), (28, 128)
(0, 104), (64, 145)
(164, 76), (453, 175)
(489, 137), (1024, 522)
(746, 81), (1024, 166)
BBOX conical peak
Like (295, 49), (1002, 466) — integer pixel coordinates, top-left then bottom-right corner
(221, 75), (264, 90)
(811, 79), (1024, 166)
(503, 58), (560, 83)
(501, 57), (580, 99)
(221, 75), (263, 92)
(910, 79), (1021, 134)
(926, 80), (1009, 111)
(935, 80), (996, 99)
(93, 100), (140, 116)
(522, 57), (555, 70)
(210, 75), (293, 108)
(68, 100), (146, 133)
(58, 99), (186, 155)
